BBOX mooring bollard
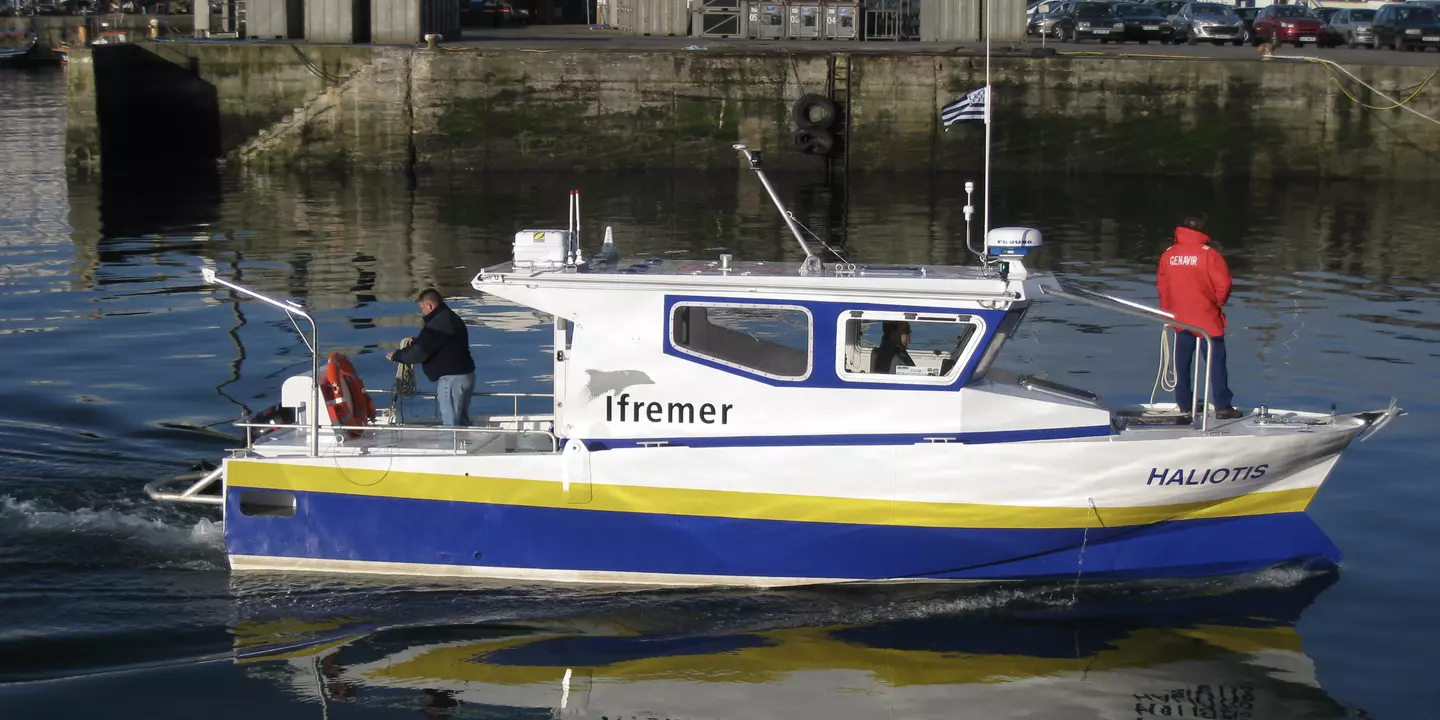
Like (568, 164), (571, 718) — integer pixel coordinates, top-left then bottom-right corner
(425, 33), (439, 51)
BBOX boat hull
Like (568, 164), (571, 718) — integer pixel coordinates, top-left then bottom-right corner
(221, 426), (1356, 586)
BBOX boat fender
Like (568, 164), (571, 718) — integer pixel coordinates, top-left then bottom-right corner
(792, 94), (837, 131)
(791, 128), (835, 156)
(322, 353), (376, 439)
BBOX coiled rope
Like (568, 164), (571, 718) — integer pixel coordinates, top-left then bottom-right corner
(393, 338), (417, 397)
(391, 338), (417, 425)
(1149, 326), (1180, 408)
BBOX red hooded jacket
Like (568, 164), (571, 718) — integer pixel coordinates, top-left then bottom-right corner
(1158, 226), (1232, 338)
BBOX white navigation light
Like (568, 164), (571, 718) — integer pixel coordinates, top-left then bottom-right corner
(986, 227), (1044, 257)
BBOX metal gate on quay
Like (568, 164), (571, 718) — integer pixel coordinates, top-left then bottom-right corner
(697, 0), (745, 38)
(863, 0), (917, 41)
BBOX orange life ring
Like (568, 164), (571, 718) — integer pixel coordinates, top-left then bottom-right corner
(321, 353), (375, 438)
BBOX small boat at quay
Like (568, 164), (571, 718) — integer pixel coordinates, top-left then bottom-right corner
(145, 144), (1403, 587)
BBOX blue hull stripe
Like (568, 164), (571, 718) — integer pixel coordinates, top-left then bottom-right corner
(582, 424), (1114, 451)
(225, 490), (1341, 582)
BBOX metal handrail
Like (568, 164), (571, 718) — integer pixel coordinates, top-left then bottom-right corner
(144, 465), (225, 506)
(236, 420), (560, 453)
(201, 267), (322, 456)
(1043, 282), (1215, 432)
(368, 390), (554, 419)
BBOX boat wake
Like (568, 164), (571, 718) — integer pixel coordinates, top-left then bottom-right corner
(0, 494), (224, 570)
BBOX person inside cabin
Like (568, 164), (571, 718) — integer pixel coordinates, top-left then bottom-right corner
(871, 321), (915, 374)
(1158, 216), (1242, 420)
(387, 288), (477, 427)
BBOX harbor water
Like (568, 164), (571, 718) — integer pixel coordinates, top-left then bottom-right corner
(2, 67), (1438, 718)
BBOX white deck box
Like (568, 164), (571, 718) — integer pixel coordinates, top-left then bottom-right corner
(513, 229), (572, 269)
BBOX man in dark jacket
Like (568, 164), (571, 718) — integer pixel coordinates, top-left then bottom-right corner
(871, 321), (915, 374)
(387, 288), (477, 426)
(1158, 217), (1240, 420)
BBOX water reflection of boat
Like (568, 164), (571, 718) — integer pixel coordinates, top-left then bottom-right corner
(0, 32), (38, 64)
(233, 574), (1346, 719)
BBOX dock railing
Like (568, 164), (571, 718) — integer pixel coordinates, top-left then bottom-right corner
(1042, 282), (1216, 432)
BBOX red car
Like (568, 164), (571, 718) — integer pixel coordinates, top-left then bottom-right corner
(1251, 4), (1331, 46)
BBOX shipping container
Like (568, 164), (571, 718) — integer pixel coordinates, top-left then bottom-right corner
(696, 0), (745, 36)
(616, 0), (688, 35)
(986, 0), (1026, 41)
(307, 0), (372, 42)
(246, 0), (306, 39)
(920, 0), (978, 41)
(371, 0), (460, 44)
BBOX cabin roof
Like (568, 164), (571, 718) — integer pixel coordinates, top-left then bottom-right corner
(475, 259), (1053, 304)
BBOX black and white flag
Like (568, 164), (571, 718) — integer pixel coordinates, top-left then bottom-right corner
(941, 86), (988, 129)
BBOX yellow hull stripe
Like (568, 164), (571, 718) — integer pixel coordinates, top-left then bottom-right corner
(226, 461), (1316, 530)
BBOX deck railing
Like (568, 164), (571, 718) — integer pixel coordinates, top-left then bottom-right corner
(1043, 282), (1217, 432)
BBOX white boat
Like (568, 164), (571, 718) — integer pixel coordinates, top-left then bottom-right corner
(144, 144), (1403, 587)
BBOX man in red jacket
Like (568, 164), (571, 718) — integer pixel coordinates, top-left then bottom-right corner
(1158, 217), (1242, 420)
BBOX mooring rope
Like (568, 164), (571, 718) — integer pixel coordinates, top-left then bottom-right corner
(393, 337), (417, 399)
(1149, 326), (1179, 407)
(1272, 54), (1440, 125)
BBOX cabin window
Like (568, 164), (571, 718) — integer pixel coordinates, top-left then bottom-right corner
(670, 303), (812, 380)
(971, 308), (1026, 381)
(837, 311), (984, 385)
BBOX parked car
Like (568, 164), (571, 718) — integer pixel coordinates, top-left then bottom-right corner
(1235, 6), (1261, 43)
(1172, 2), (1246, 45)
(1112, 1), (1174, 42)
(1027, 0), (1069, 35)
(468, 0), (529, 27)
(1105, 1), (1175, 41)
(1147, 0), (1187, 17)
(1251, 4), (1330, 47)
(1052, 1), (1128, 42)
(1328, 7), (1377, 48)
(1370, 2), (1440, 50)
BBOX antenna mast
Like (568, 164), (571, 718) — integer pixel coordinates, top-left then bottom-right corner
(982, 0), (993, 264)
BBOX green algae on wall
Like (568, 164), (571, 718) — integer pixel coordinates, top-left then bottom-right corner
(64, 44), (1440, 179)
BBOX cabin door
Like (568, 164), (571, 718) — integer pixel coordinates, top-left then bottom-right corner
(553, 317), (574, 437)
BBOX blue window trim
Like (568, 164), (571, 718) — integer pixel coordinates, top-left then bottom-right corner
(833, 309), (987, 387)
(668, 300), (814, 382)
(581, 424), (1114, 451)
(663, 294), (1010, 391)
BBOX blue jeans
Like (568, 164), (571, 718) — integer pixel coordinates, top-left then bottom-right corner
(436, 372), (475, 427)
(1175, 333), (1234, 412)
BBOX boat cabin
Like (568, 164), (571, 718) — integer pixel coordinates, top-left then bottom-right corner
(470, 224), (1113, 450)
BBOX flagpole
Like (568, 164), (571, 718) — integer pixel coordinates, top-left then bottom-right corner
(982, 0), (992, 263)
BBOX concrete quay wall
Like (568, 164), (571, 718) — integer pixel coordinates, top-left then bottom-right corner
(64, 42), (1440, 179)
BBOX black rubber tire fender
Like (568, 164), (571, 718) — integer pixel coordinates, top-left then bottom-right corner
(791, 128), (835, 155)
(792, 93), (837, 130)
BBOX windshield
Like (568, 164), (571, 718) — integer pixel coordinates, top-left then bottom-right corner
(1398, 7), (1438, 22)
(1123, 6), (1160, 16)
(1076, 4), (1112, 17)
(1192, 3), (1237, 16)
(1350, 9), (1375, 21)
(1272, 6), (1313, 18)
